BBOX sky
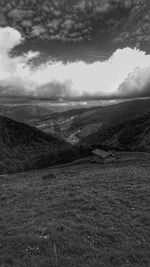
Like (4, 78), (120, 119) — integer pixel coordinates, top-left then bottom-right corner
(0, 27), (150, 101)
(0, 0), (135, 42)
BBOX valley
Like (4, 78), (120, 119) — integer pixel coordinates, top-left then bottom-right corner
(1, 98), (150, 266)
(1, 98), (150, 174)
(32, 98), (150, 145)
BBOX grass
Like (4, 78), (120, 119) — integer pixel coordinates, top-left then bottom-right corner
(0, 152), (150, 267)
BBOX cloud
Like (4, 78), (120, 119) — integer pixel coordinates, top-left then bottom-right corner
(0, 0), (145, 44)
(0, 27), (150, 100)
(0, 27), (23, 53)
(118, 67), (150, 98)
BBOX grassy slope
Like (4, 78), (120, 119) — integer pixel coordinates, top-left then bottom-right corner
(70, 99), (150, 131)
(82, 113), (150, 152)
(34, 106), (100, 125)
(34, 99), (150, 140)
(31, 99), (150, 143)
(0, 152), (150, 267)
(0, 104), (53, 123)
(1, 99), (150, 174)
(0, 116), (67, 173)
(34, 106), (101, 137)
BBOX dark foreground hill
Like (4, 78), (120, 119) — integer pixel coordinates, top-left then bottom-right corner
(82, 113), (150, 152)
(0, 116), (73, 174)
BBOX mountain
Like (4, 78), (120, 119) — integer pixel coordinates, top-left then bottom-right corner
(0, 116), (70, 174)
(33, 99), (150, 144)
(0, 101), (102, 124)
(70, 99), (150, 136)
(1, 0), (149, 50)
(34, 105), (100, 134)
(0, 104), (53, 123)
(1, 98), (150, 174)
(81, 112), (150, 152)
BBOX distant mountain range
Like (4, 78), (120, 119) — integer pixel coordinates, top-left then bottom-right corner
(1, 0), (150, 50)
(0, 101), (98, 124)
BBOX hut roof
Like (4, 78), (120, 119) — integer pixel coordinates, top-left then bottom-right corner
(92, 149), (116, 159)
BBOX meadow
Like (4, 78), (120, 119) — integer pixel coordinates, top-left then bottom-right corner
(0, 152), (150, 267)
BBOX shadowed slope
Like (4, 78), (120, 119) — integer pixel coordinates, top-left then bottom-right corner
(82, 112), (150, 152)
(0, 116), (68, 174)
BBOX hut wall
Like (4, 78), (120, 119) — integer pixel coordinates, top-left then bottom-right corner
(93, 155), (105, 164)
(105, 156), (116, 164)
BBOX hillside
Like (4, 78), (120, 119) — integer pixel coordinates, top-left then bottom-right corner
(1, 152), (150, 266)
(82, 113), (150, 152)
(33, 99), (150, 144)
(68, 99), (150, 140)
(71, 99), (150, 130)
(1, 99), (150, 174)
(34, 106), (100, 135)
(0, 0), (150, 50)
(0, 101), (101, 124)
(0, 116), (69, 174)
(0, 104), (53, 123)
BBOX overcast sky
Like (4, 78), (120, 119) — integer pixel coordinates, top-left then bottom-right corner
(0, 26), (150, 101)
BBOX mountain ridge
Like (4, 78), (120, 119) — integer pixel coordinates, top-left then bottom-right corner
(32, 99), (150, 143)
(0, 104), (53, 123)
(1, 98), (150, 174)
(81, 112), (150, 152)
(0, 115), (69, 174)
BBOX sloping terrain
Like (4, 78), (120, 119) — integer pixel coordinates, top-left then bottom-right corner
(0, 0), (150, 49)
(0, 104), (53, 123)
(34, 99), (150, 144)
(0, 116), (69, 174)
(82, 113), (150, 152)
(1, 99), (150, 174)
(1, 153), (150, 267)
(70, 99), (150, 132)
(34, 106), (100, 135)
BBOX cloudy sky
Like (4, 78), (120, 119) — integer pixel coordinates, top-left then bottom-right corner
(0, 0), (136, 42)
(0, 26), (150, 101)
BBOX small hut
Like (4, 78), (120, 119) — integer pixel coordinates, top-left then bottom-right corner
(91, 149), (117, 164)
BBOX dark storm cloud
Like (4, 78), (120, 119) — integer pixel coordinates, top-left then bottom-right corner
(0, 0), (139, 42)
